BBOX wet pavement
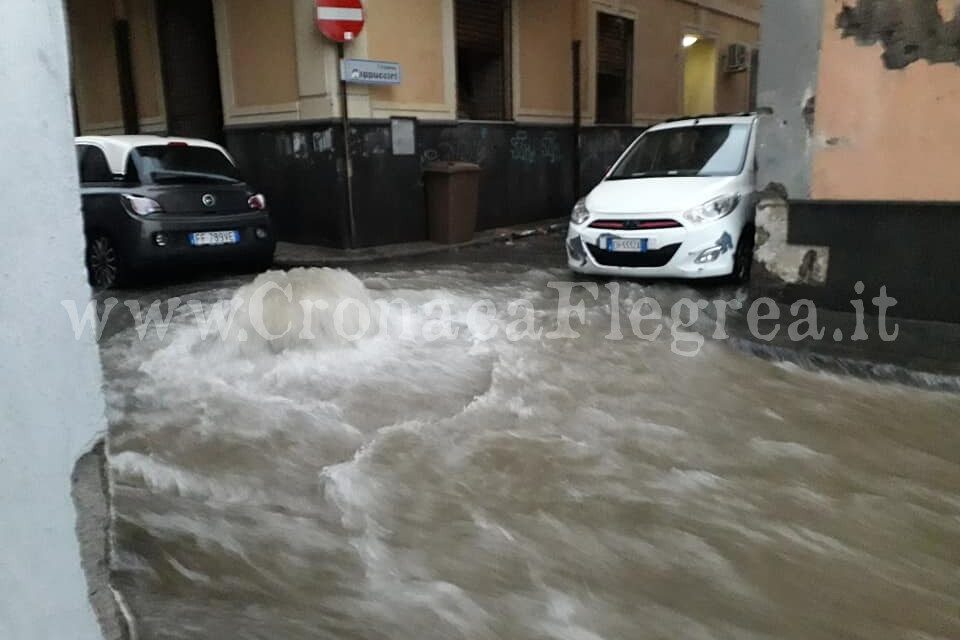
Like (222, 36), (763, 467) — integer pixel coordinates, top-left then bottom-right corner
(96, 236), (960, 640)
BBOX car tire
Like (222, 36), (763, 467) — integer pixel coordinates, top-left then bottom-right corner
(729, 226), (755, 284)
(86, 234), (124, 289)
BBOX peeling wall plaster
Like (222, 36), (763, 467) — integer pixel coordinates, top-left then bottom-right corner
(837, 0), (960, 69)
(754, 199), (831, 287)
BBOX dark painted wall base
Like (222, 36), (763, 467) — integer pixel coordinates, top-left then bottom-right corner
(751, 200), (960, 324)
(225, 120), (644, 249)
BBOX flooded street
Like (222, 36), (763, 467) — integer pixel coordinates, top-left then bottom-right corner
(99, 238), (960, 640)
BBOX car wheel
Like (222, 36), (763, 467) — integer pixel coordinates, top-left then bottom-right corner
(86, 235), (122, 289)
(729, 227), (755, 284)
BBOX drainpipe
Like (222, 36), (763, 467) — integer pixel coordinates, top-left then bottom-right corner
(112, 0), (139, 134)
(113, 19), (140, 134)
(572, 40), (582, 198)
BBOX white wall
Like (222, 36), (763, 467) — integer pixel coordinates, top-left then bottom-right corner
(0, 1), (109, 639)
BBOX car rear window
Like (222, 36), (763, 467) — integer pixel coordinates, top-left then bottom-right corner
(131, 145), (240, 185)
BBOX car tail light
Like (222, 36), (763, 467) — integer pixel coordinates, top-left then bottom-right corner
(121, 194), (164, 216)
(248, 194), (267, 210)
(167, 141), (189, 147)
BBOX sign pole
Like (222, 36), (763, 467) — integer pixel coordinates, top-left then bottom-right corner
(316, 0), (365, 248)
(338, 41), (357, 249)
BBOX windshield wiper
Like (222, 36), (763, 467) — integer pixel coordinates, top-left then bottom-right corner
(150, 171), (239, 185)
(608, 169), (700, 180)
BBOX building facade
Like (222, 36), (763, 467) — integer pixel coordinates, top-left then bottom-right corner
(755, 0), (960, 323)
(68, 0), (760, 248)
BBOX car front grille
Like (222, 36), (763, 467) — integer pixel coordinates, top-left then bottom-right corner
(587, 243), (682, 268)
(589, 219), (683, 230)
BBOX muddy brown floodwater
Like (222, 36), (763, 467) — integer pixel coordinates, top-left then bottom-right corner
(98, 240), (960, 640)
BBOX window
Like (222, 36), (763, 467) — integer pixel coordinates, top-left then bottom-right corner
(76, 145), (114, 183)
(596, 13), (634, 124)
(130, 145), (240, 184)
(608, 124), (752, 179)
(455, 0), (511, 121)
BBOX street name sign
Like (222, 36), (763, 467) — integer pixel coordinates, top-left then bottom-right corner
(340, 59), (402, 85)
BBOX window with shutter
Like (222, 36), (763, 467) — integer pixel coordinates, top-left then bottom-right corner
(596, 12), (634, 125)
(455, 0), (512, 121)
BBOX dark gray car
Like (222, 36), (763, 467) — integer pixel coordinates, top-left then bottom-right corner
(76, 136), (275, 288)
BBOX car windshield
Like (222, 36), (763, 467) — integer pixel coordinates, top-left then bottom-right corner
(607, 123), (751, 180)
(132, 145), (240, 184)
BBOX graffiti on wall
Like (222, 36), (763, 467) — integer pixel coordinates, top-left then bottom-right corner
(421, 127), (492, 166)
(420, 128), (565, 168)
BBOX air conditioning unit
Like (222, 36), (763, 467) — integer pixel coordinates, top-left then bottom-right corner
(725, 43), (750, 73)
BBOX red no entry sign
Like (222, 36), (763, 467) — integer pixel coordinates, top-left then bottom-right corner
(316, 0), (365, 43)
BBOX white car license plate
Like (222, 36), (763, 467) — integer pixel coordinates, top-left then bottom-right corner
(606, 237), (654, 252)
(190, 231), (239, 246)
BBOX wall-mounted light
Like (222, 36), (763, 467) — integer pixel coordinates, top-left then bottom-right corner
(682, 34), (700, 48)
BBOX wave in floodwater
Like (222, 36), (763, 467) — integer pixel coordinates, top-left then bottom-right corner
(100, 265), (960, 640)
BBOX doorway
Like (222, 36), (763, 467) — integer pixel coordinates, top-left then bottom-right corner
(156, 0), (224, 142)
(683, 37), (718, 116)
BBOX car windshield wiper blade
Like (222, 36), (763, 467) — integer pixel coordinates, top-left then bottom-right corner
(608, 170), (697, 180)
(150, 171), (239, 184)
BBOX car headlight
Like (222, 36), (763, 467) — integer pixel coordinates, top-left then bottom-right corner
(682, 194), (741, 225)
(571, 198), (590, 225)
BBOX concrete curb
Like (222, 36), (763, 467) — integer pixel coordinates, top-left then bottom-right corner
(727, 335), (960, 393)
(724, 304), (960, 392)
(273, 219), (569, 269)
(72, 440), (134, 640)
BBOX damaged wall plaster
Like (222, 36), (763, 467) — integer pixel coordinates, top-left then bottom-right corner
(754, 199), (831, 286)
(837, 0), (960, 69)
(812, 0), (960, 200)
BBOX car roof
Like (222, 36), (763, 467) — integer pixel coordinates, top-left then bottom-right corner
(74, 135), (234, 175)
(647, 113), (758, 132)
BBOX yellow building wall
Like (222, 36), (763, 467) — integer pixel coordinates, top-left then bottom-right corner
(629, 0), (691, 121)
(68, 0), (123, 132)
(683, 40), (717, 115)
(812, 0), (960, 201)
(365, 0), (447, 109)
(517, 0), (575, 117)
(590, 0), (758, 124)
(221, 0), (299, 109)
(127, 0), (164, 126)
(711, 10), (757, 113)
(66, 0), (760, 130)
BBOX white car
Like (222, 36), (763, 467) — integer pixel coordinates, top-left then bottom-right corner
(567, 114), (758, 282)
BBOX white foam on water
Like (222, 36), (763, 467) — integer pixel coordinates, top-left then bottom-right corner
(112, 451), (276, 506)
(748, 438), (829, 460)
(217, 267), (382, 355)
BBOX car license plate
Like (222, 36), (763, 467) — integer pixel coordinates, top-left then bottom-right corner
(189, 231), (239, 246)
(606, 237), (650, 253)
